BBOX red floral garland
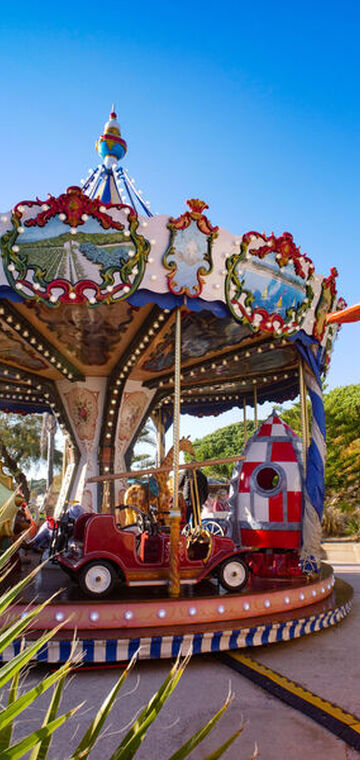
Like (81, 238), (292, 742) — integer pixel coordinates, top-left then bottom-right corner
(243, 231), (314, 279)
(14, 186), (136, 231)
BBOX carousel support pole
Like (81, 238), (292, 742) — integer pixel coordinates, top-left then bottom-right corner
(299, 359), (309, 473)
(155, 411), (165, 467)
(169, 307), (182, 597)
(253, 384), (258, 430)
(61, 435), (68, 483)
(101, 481), (110, 513)
(243, 397), (247, 444)
(190, 473), (201, 527)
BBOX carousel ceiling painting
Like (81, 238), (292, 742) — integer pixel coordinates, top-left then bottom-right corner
(26, 301), (136, 368)
(0, 108), (344, 523)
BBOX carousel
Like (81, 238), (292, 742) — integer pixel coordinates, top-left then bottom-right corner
(0, 109), (352, 663)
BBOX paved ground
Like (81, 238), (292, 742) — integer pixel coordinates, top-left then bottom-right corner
(10, 543), (360, 759)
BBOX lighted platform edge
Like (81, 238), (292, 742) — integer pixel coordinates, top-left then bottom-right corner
(3, 598), (352, 664)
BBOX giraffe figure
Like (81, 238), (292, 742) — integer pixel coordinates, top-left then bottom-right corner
(156, 436), (196, 522)
(123, 436), (196, 525)
(122, 483), (150, 527)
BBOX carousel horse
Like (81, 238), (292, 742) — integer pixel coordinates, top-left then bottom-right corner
(123, 437), (196, 526)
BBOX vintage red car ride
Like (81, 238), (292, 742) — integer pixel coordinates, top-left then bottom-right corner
(57, 509), (251, 597)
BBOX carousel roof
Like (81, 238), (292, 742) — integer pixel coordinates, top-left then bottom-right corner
(0, 110), (344, 428)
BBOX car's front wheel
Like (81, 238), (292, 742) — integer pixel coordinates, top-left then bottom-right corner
(219, 557), (249, 592)
(79, 560), (117, 598)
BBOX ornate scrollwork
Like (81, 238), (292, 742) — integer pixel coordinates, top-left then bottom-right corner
(1, 187), (150, 307)
(162, 199), (218, 298)
(225, 231), (314, 336)
(313, 267), (339, 343)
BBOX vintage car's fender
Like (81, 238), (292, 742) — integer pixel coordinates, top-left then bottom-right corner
(193, 547), (249, 584)
(59, 550), (129, 580)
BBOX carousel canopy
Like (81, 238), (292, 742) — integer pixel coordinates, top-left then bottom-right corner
(0, 109), (343, 431)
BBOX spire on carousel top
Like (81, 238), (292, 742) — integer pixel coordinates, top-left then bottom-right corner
(82, 107), (153, 217)
(95, 105), (127, 168)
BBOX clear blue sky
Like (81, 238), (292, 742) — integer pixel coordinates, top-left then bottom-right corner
(1, 0), (359, 440)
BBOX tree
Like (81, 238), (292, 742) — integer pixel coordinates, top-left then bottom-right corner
(321, 384), (360, 499)
(0, 413), (62, 501)
(131, 418), (157, 470)
(278, 384), (360, 501)
(192, 419), (257, 479)
(191, 384), (360, 514)
(40, 412), (57, 490)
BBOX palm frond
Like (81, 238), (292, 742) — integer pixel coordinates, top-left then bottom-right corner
(29, 672), (68, 760)
(108, 652), (191, 760)
(0, 668), (20, 753)
(71, 652), (138, 760)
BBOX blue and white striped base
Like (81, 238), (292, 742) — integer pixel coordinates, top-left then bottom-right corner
(3, 599), (352, 665)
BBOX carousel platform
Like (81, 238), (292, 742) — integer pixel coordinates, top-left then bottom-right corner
(0, 556), (353, 664)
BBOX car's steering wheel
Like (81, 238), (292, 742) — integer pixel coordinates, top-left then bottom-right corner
(115, 504), (156, 534)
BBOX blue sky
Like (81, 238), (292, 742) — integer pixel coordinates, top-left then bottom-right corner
(1, 0), (359, 439)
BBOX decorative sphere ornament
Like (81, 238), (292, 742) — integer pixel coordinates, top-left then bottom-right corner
(96, 107), (127, 163)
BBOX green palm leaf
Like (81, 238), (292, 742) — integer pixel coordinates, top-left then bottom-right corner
(203, 736), (257, 760)
(167, 686), (235, 760)
(0, 481), (250, 760)
(71, 652), (138, 760)
(0, 557), (47, 618)
(0, 621), (67, 690)
(0, 591), (60, 655)
(108, 653), (191, 760)
(0, 705), (83, 760)
(29, 672), (68, 760)
(0, 669), (20, 753)
(0, 653), (77, 733)
(0, 532), (29, 576)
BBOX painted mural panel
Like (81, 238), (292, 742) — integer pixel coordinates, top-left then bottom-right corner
(0, 324), (47, 370)
(142, 312), (251, 373)
(64, 388), (99, 441)
(1, 187), (149, 306)
(117, 391), (148, 449)
(29, 301), (135, 365)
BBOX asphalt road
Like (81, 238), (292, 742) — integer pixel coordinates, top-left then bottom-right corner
(9, 548), (360, 760)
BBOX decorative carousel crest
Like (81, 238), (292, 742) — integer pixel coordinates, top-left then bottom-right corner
(321, 288), (345, 375)
(225, 230), (315, 336)
(162, 199), (218, 298)
(313, 266), (338, 342)
(0, 186), (150, 307)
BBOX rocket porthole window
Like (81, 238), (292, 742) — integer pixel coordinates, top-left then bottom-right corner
(254, 465), (283, 495)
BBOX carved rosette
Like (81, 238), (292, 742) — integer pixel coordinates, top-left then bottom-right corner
(162, 199), (218, 298)
(225, 231), (315, 336)
(0, 186), (150, 307)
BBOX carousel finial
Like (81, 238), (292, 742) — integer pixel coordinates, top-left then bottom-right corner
(95, 106), (127, 168)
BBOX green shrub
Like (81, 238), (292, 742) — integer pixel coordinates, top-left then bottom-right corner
(321, 505), (347, 537)
(345, 518), (360, 537)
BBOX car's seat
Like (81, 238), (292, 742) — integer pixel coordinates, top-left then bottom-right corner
(73, 513), (94, 541)
(138, 532), (162, 563)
